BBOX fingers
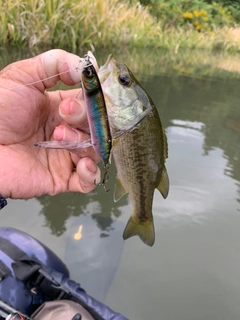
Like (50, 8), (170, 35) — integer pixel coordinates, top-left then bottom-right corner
(53, 125), (101, 163)
(68, 157), (101, 193)
(38, 49), (101, 194)
(40, 50), (101, 194)
(40, 49), (82, 88)
(1, 49), (99, 92)
(58, 97), (89, 131)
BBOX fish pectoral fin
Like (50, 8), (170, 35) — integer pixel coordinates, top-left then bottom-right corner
(109, 152), (112, 164)
(111, 138), (119, 150)
(157, 166), (169, 199)
(112, 129), (130, 141)
(123, 216), (155, 247)
(111, 108), (153, 142)
(114, 177), (127, 202)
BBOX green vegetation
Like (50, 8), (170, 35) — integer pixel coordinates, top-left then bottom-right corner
(0, 0), (161, 50)
(1, 0), (240, 52)
(137, 0), (240, 31)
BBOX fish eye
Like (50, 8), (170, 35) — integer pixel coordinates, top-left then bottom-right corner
(118, 74), (131, 86)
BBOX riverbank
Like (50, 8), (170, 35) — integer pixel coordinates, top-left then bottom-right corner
(1, 0), (240, 53)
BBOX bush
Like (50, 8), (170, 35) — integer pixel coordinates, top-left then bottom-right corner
(136, 0), (239, 31)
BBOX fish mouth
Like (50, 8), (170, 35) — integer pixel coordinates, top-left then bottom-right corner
(101, 54), (113, 69)
(98, 54), (116, 83)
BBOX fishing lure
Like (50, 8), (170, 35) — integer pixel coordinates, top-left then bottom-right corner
(81, 54), (112, 188)
(35, 54), (112, 190)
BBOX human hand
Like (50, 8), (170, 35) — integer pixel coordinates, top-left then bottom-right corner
(0, 49), (101, 199)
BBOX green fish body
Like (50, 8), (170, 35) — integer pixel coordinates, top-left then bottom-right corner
(99, 55), (169, 246)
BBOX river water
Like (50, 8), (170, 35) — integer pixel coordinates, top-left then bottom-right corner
(1, 47), (240, 320)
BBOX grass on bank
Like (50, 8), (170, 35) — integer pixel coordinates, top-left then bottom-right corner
(1, 0), (240, 53)
(117, 47), (240, 80)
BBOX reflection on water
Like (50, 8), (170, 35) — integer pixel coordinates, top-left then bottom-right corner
(37, 162), (125, 237)
(151, 74), (240, 204)
(1, 48), (240, 319)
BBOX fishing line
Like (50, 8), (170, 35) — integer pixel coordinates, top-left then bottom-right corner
(8, 69), (78, 91)
(6, 52), (97, 91)
(5, 53), (91, 91)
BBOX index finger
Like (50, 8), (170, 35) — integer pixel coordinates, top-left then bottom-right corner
(0, 49), (99, 93)
(40, 49), (98, 90)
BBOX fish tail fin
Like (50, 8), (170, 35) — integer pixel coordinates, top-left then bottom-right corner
(123, 215), (155, 247)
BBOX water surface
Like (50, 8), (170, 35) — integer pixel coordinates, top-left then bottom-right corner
(1, 48), (240, 319)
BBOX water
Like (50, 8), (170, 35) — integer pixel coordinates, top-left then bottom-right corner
(1, 48), (240, 319)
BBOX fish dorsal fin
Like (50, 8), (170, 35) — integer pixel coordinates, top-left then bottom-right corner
(164, 132), (168, 160)
(157, 166), (169, 199)
(114, 176), (128, 202)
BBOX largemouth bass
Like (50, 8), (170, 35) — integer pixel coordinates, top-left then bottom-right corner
(98, 55), (169, 246)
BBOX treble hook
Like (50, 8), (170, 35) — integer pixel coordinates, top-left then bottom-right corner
(94, 165), (110, 192)
(75, 53), (93, 72)
(83, 53), (90, 61)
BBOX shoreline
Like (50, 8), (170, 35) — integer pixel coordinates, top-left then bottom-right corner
(1, 45), (240, 81)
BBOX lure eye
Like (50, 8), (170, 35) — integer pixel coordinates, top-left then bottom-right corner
(118, 74), (131, 86)
(85, 67), (93, 77)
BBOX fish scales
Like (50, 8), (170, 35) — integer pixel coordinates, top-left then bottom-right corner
(113, 108), (164, 221)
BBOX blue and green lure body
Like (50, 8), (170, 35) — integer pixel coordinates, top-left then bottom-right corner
(81, 55), (112, 168)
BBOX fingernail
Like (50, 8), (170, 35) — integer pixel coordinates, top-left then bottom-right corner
(85, 159), (98, 174)
(54, 125), (64, 140)
(59, 99), (81, 117)
(85, 159), (101, 184)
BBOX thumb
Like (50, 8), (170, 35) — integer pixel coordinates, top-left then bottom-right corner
(40, 49), (83, 89)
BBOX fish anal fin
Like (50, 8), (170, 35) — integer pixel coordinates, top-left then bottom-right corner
(123, 216), (155, 247)
(157, 166), (169, 199)
(114, 176), (127, 202)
